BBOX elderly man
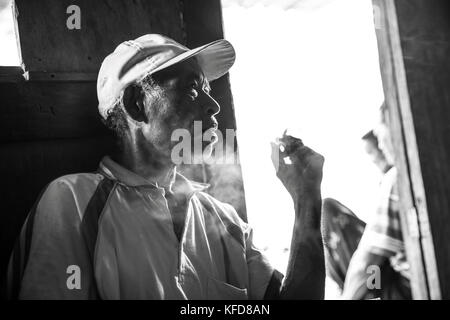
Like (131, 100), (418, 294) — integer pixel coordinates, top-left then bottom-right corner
(7, 34), (325, 300)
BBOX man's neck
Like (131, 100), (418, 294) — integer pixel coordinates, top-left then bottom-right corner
(111, 137), (176, 190)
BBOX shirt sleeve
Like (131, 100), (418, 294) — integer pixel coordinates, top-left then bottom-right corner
(7, 179), (96, 300)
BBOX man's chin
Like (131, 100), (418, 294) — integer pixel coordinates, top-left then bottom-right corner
(203, 140), (217, 156)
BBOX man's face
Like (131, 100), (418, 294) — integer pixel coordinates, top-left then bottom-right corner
(139, 58), (220, 161)
(374, 122), (395, 167)
(363, 139), (391, 173)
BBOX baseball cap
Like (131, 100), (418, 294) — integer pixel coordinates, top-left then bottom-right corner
(97, 34), (236, 119)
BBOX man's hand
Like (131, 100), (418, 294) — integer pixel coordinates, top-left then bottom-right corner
(271, 130), (324, 200)
(269, 130), (326, 299)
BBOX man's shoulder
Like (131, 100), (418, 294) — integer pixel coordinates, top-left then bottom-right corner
(38, 172), (106, 210)
(46, 172), (104, 194)
(29, 172), (112, 225)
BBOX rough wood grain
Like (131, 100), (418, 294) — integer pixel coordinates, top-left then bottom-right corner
(15, 0), (184, 73)
(0, 82), (107, 142)
(395, 0), (450, 299)
(373, 0), (450, 299)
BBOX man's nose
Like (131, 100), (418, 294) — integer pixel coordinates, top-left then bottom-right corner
(202, 93), (220, 116)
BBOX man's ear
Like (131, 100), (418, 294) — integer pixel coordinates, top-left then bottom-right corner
(122, 85), (148, 123)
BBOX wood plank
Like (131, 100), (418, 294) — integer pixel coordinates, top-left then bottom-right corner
(394, 0), (450, 299)
(372, 0), (431, 299)
(25, 72), (98, 82)
(373, 0), (450, 299)
(0, 82), (108, 142)
(0, 67), (25, 82)
(14, 0), (184, 73)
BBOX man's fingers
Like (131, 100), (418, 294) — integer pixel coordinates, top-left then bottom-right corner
(270, 141), (288, 172)
(279, 133), (304, 155)
(270, 142), (278, 167)
(272, 132), (324, 174)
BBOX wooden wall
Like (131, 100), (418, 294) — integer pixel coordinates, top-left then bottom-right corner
(395, 0), (450, 299)
(15, 0), (184, 74)
(0, 0), (244, 287)
(373, 0), (450, 299)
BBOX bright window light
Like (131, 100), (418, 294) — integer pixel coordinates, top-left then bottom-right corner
(0, 0), (20, 66)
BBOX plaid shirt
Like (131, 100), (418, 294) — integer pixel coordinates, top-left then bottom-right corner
(343, 167), (410, 299)
(359, 168), (408, 275)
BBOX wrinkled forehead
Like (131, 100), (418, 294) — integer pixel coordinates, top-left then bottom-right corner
(151, 57), (210, 88)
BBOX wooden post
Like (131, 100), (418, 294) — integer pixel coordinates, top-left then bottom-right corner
(372, 0), (450, 299)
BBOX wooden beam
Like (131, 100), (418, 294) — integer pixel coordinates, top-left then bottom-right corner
(393, 0), (450, 299)
(24, 72), (98, 82)
(0, 66), (25, 82)
(373, 0), (430, 299)
(373, 0), (450, 299)
(0, 81), (107, 142)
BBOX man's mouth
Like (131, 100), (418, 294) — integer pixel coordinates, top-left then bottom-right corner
(209, 119), (219, 130)
(203, 121), (218, 134)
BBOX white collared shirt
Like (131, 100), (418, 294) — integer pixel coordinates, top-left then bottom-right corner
(8, 156), (275, 300)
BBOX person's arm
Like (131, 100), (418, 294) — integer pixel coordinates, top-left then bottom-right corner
(270, 133), (325, 299)
(281, 188), (325, 299)
(342, 249), (387, 300)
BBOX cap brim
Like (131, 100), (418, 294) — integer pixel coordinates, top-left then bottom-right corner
(149, 39), (235, 82)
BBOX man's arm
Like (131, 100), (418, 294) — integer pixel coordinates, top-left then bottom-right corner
(270, 133), (325, 299)
(280, 190), (325, 299)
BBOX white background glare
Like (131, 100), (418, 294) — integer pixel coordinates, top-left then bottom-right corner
(0, 0), (20, 66)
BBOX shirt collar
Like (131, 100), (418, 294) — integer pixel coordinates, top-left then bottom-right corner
(99, 156), (209, 197)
